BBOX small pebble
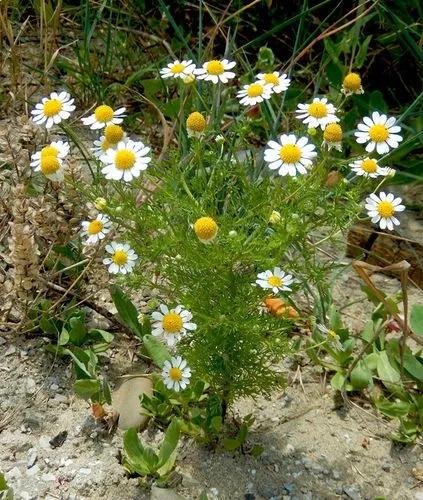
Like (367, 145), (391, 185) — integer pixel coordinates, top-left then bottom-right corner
(26, 448), (38, 468)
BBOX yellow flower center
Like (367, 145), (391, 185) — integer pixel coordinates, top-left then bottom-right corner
(361, 159), (378, 173)
(102, 139), (111, 151)
(194, 216), (218, 241)
(94, 105), (114, 123)
(41, 145), (59, 157)
(343, 72), (361, 91)
(186, 112), (206, 132)
(207, 60), (224, 75)
(115, 149), (136, 170)
(169, 367), (183, 381)
(87, 220), (104, 235)
(40, 156), (60, 175)
(268, 275), (283, 287)
(43, 99), (62, 117)
(263, 73), (279, 85)
(112, 250), (128, 265)
(323, 123), (342, 142)
(377, 201), (394, 218)
(104, 124), (124, 144)
(279, 144), (301, 163)
(308, 102), (328, 118)
(247, 83), (264, 97)
(327, 330), (338, 341)
(162, 312), (183, 333)
(369, 124), (389, 142)
(171, 63), (185, 74)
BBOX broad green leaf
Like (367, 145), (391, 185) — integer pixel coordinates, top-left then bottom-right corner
(410, 304), (423, 335)
(330, 371), (353, 391)
(143, 335), (171, 368)
(90, 329), (114, 343)
(376, 398), (411, 418)
(387, 340), (423, 383)
(158, 418), (180, 468)
(62, 347), (93, 379)
(222, 437), (241, 451)
(123, 428), (153, 475)
(364, 352), (379, 371)
(73, 379), (100, 400)
(40, 316), (60, 335)
(350, 361), (372, 390)
(68, 315), (88, 346)
(0, 471), (13, 499)
(376, 351), (401, 393)
(110, 286), (143, 339)
(58, 328), (70, 346)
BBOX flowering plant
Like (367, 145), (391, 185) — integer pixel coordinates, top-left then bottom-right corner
(28, 56), (407, 417)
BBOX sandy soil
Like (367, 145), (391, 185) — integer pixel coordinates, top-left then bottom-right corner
(1, 260), (422, 500)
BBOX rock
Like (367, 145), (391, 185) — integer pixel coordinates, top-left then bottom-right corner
(343, 486), (361, 500)
(26, 448), (38, 468)
(25, 378), (37, 395)
(414, 493), (423, 500)
(5, 345), (16, 356)
(41, 472), (56, 482)
(27, 464), (40, 477)
(78, 467), (92, 475)
(49, 430), (68, 448)
(381, 459), (392, 472)
(0, 336), (6, 345)
(333, 470), (340, 480)
(112, 375), (153, 430)
(38, 436), (51, 451)
(50, 383), (59, 391)
(150, 486), (186, 500)
(7, 466), (22, 479)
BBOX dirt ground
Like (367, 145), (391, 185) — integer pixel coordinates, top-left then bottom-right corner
(1, 261), (422, 500)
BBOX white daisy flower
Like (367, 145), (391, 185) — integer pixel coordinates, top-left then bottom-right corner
(237, 82), (273, 106)
(160, 59), (196, 80)
(31, 154), (65, 182)
(81, 104), (126, 130)
(194, 59), (236, 84)
(81, 214), (112, 244)
(162, 356), (191, 392)
(31, 91), (75, 129)
(365, 192), (405, 231)
(264, 134), (317, 176)
(92, 137), (114, 158)
(349, 158), (388, 178)
(295, 97), (339, 129)
(30, 141), (70, 169)
(256, 267), (294, 294)
(256, 71), (290, 94)
(354, 112), (403, 155)
(99, 139), (151, 182)
(317, 324), (344, 351)
(91, 124), (125, 159)
(103, 242), (138, 274)
(151, 304), (197, 347)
